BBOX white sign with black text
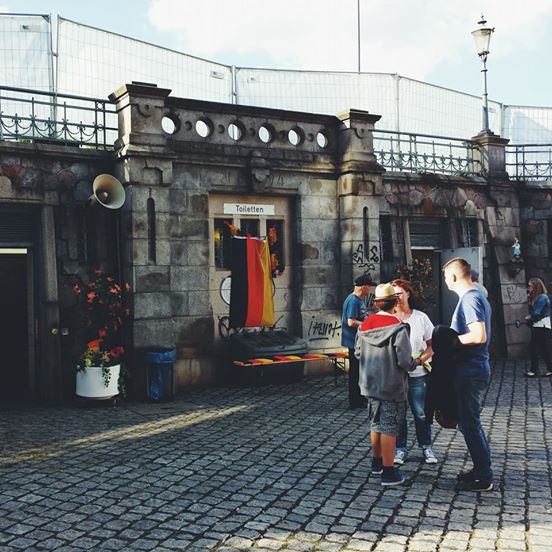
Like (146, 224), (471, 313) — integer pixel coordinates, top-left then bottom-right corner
(223, 203), (275, 216)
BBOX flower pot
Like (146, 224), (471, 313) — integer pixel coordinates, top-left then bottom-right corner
(76, 364), (120, 399)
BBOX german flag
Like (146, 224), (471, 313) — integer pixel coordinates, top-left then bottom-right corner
(229, 237), (275, 328)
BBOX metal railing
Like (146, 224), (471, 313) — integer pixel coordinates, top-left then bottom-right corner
(506, 144), (552, 181)
(373, 130), (482, 177)
(0, 85), (117, 149)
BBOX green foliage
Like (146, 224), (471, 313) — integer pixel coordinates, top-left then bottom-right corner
(395, 258), (437, 307)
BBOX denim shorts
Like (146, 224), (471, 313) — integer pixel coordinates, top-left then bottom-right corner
(367, 399), (405, 436)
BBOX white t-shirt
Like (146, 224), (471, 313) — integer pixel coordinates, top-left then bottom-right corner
(403, 309), (434, 377)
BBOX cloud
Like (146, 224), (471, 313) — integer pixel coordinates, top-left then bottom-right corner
(148, 0), (552, 79)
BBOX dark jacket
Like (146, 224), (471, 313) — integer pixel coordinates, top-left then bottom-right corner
(355, 321), (413, 401)
(425, 325), (460, 426)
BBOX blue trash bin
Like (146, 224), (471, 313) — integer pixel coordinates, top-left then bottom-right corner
(145, 348), (176, 400)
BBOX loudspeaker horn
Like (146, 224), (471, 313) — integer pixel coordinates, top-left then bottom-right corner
(89, 174), (126, 209)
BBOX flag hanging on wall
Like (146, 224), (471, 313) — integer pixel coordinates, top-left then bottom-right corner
(229, 236), (275, 328)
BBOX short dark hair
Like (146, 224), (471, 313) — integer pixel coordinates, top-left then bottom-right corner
(374, 297), (397, 312)
(442, 257), (471, 278)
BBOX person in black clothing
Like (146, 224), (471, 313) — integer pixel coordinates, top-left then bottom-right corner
(341, 274), (376, 409)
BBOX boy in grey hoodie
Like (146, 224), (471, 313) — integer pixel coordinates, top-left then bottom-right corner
(355, 283), (414, 486)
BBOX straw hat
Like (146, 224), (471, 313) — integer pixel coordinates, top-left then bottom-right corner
(373, 283), (401, 301)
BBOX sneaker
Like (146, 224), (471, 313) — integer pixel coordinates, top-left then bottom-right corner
(545, 371), (552, 377)
(526, 371), (536, 377)
(381, 467), (405, 487)
(456, 470), (475, 483)
(394, 449), (406, 465)
(370, 458), (383, 475)
(456, 478), (494, 492)
(423, 447), (438, 464)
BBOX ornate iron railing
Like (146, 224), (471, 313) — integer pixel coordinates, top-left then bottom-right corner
(0, 85), (117, 150)
(373, 130), (482, 176)
(506, 144), (552, 181)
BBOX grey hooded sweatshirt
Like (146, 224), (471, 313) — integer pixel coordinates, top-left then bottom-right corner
(355, 322), (414, 401)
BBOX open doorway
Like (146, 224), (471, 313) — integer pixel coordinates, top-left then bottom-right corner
(0, 249), (33, 400)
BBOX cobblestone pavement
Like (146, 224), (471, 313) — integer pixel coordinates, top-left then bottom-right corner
(1, 359), (551, 551)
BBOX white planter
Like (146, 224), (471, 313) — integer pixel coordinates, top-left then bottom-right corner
(76, 364), (120, 399)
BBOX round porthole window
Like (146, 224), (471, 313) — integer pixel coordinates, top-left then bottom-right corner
(316, 131), (329, 148)
(258, 125), (273, 144)
(161, 114), (179, 135)
(288, 127), (304, 146)
(228, 122), (244, 141)
(195, 118), (213, 138)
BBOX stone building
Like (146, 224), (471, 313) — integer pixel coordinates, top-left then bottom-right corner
(0, 82), (544, 403)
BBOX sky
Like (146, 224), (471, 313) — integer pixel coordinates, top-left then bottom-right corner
(4, 0), (552, 107)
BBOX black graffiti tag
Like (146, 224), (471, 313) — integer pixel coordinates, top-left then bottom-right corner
(369, 244), (380, 263)
(308, 317), (342, 341)
(352, 243), (368, 267)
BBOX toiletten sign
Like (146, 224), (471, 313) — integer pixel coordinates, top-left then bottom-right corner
(223, 203), (275, 215)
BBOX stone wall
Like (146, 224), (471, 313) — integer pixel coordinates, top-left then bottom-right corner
(0, 83), (541, 401)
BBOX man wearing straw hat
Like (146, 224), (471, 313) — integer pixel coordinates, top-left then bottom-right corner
(355, 283), (414, 487)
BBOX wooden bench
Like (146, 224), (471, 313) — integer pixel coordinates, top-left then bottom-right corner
(233, 351), (348, 387)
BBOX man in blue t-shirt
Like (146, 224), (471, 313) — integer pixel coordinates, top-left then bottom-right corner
(443, 257), (493, 492)
(341, 274), (375, 409)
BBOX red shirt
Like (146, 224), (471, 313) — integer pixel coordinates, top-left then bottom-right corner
(360, 312), (401, 331)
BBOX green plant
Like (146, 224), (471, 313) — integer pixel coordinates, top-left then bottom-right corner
(394, 258), (437, 307)
(73, 269), (131, 395)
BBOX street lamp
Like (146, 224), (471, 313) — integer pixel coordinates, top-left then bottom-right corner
(471, 15), (495, 134)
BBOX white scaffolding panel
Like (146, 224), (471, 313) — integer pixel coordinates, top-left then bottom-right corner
(0, 14), (53, 91)
(56, 18), (233, 102)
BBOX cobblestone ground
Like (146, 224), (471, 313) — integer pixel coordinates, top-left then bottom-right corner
(1, 359), (551, 552)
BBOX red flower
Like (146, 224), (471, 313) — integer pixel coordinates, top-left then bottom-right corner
(87, 339), (101, 351)
(110, 346), (124, 358)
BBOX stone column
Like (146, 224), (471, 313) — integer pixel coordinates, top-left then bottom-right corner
(110, 83), (177, 397)
(473, 132), (529, 357)
(472, 131), (510, 180)
(336, 109), (385, 300)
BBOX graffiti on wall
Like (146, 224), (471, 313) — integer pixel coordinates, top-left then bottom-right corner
(352, 243), (376, 273)
(306, 314), (341, 343)
(369, 244), (380, 263)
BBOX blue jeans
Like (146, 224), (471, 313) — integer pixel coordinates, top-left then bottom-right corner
(397, 375), (431, 451)
(454, 374), (493, 481)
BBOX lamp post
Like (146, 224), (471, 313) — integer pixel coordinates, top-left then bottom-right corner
(471, 15), (495, 134)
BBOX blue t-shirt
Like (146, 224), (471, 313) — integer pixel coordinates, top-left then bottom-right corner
(341, 293), (367, 349)
(451, 288), (492, 377)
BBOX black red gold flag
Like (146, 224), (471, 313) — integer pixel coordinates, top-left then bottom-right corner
(229, 237), (275, 328)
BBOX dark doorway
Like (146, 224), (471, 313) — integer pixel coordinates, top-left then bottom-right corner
(412, 249), (441, 324)
(0, 252), (29, 399)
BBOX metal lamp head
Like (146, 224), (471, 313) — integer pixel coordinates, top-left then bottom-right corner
(471, 15), (494, 57)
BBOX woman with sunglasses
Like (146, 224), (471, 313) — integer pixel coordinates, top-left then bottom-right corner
(390, 278), (437, 465)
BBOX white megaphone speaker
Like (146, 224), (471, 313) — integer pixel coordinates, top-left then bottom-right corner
(89, 174), (126, 209)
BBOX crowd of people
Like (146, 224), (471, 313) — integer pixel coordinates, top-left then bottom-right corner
(341, 257), (512, 492)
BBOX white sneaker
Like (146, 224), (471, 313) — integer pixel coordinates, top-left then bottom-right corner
(423, 447), (438, 464)
(394, 449), (406, 465)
